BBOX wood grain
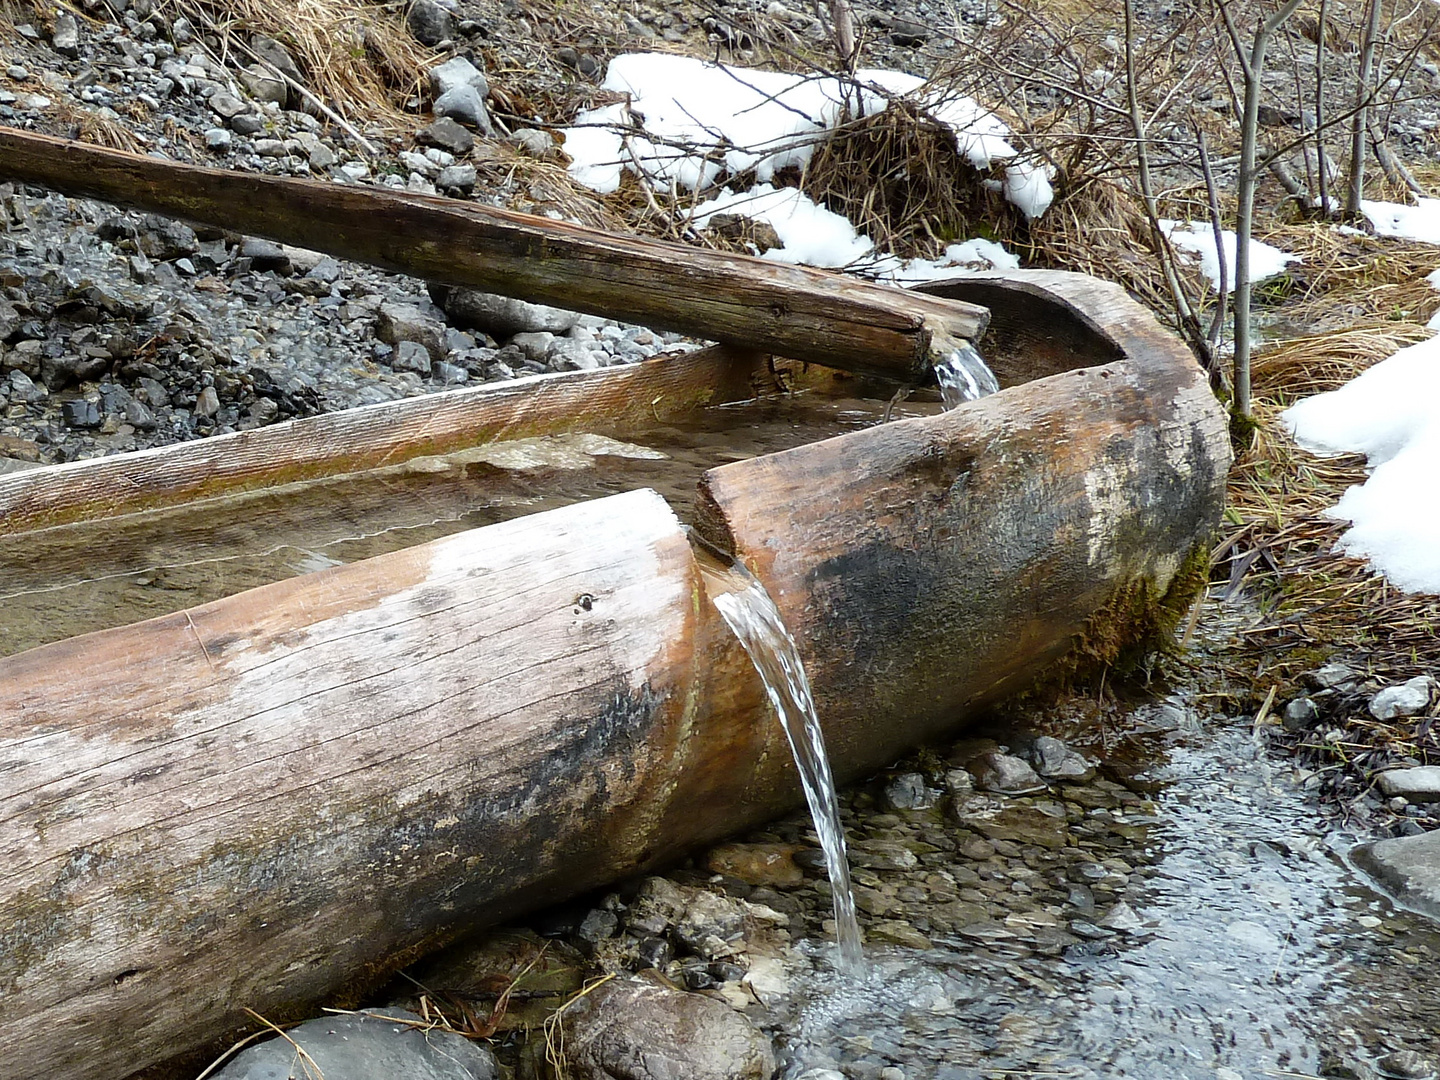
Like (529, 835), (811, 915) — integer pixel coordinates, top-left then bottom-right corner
(0, 125), (988, 380)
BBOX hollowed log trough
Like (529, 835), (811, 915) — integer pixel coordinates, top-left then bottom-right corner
(0, 271), (1229, 1079)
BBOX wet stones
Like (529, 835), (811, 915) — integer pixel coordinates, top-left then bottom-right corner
(1352, 829), (1440, 918)
(706, 843), (805, 888)
(965, 750), (1045, 795)
(555, 977), (775, 1080)
(212, 1007), (497, 1079)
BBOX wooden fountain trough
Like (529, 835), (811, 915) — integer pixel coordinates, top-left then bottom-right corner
(0, 131), (1230, 1079)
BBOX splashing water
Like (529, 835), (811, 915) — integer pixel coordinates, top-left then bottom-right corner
(935, 343), (1000, 408)
(712, 572), (864, 973)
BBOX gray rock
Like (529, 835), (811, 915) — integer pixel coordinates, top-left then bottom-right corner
(510, 331), (554, 361)
(1352, 829), (1440, 918)
(889, 16), (929, 46)
(1283, 695), (1319, 729)
(230, 113), (266, 136)
(1030, 736), (1095, 781)
(193, 385), (220, 418)
(417, 117), (474, 155)
(239, 64), (287, 106)
(881, 772), (935, 811)
(240, 237), (291, 272)
(307, 142), (336, 169)
(558, 978), (774, 1080)
(136, 215), (199, 261)
(204, 127), (233, 151)
(438, 163), (477, 194)
(208, 92), (248, 119)
(429, 55), (488, 99)
(1377, 767), (1440, 802)
(967, 751), (1046, 795)
(434, 84), (493, 134)
(508, 127), (555, 157)
(8, 369), (48, 404)
(211, 1007), (496, 1080)
(391, 339), (433, 374)
(548, 339), (601, 371)
(61, 398), (101, 429)
(51, 12), (80, 58)
(1308, 662), (1359, 690)
(407, 0), (454, 46)
(1370, 676), (1435, 720)
(376, 302), (446, 362)
(432, 286), (581, 336)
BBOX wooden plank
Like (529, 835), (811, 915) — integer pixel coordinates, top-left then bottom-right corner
(0, 125), (988, 381)
(0, 344), (773, 534)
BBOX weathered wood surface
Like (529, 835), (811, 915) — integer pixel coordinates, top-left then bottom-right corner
(696, 269), (1232, 780)
(0, 270), (1231, 1080)
(0, 125), (987, 381)
(0, 343), (772, 535)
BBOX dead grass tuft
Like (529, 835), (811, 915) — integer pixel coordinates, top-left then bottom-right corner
(160, 0), (431, 131)
(802, 98), (1023, 261)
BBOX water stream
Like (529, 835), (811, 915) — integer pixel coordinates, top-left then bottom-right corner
(711, 568), (865, 973)
(934, 344), (1000, 408)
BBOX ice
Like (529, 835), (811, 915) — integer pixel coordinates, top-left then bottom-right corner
(1283, 333), (1440, 593)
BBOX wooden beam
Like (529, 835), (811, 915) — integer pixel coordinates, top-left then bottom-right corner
(0, 126), (988, 381)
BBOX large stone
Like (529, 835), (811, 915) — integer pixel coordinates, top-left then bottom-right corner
(212, 1007), (497, 1079)
(1030, 736), (1096, 781)
(1376, 767), (1440, 802)
(1369, 676), (1435, 721)
(429, 55), (488, 99)
(434, 84), (493, 134)
(557, 978), (774, 1080)
(1352, 829), (1440, 918)
(706, 842), (805, 888)
(967, 751), (1046, 795)
(51, 12), (79, 58)
(430, 285), (581, 336)
(418, 117), (475, 156)
(375, 301), (446, 361)
(407, 0), (454, 45)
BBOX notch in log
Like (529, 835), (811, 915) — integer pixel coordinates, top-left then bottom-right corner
(0, 126), (988, 382)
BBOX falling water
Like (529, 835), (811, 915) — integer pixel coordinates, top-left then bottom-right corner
(711, 570), (865, 973)
(934, 343), (1000, 408)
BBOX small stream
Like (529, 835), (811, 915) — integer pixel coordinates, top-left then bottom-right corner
(754, 702), (1440, 1079)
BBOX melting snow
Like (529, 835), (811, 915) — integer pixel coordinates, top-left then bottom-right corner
(1160, 220), (1299, 294)
(1360, 198), (1440, 245)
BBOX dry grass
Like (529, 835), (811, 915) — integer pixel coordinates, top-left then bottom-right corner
(159, 0), (431, 131)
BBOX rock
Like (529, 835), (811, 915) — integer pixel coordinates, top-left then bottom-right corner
(1377, 767), (1440, 802)
(881, 772), (935, 810)
(239, 64), (287, 106)
(136, 215), (199, 261)
(548, 338), (601, 371)
(391, 339), (433, 374)
(1283, 695), (1319, 730)
(1308, 662), (1359, 690)
(1352, 829), (1440, 918)
(1097, 900), (1145, 932)
(429, 55), (488, 99)
(705, 843), (805, 888)
(437, 163), (477, 195)
(407, 0), (454, 46)
(434, 84), (493, 134)
(508, 128), (555, 157)
(1370, 676), (1435, 720)
(418, 117), (475, 156)
(61, 398), (101, 429)
(849, 839), (920, 871)
(1029, 736), (1095, 781)
(193, 385), (220, 418)
(556, 977), (774, 1080)
(240, 237), (291, 272)
(375, 301), (446, 361)
(211, 1007), (497, 1079)
(230, 113), (266, 136)
(967, 751), (1046, 795)
(889, 16), (929, 46)
(575, 908), (620, 954)
(7, 370), (47, 404)
(868, 919), (932, 950)
(204, 127), (232, 151)
(208, 91), (248, 120)
(675, 890), (744, 957)
(248, 33), (302, 108)
(51, 12), (80, 58)
(431, 285), (581, 336)
(968, 807), (1069, 850)
(1376, 1050), (1436, 1079)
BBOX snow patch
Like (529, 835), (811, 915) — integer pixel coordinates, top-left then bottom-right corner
(1283, 333), (1440, 593)
(1160, 220), (1299, 294)
(1361, 198), (1440, 245)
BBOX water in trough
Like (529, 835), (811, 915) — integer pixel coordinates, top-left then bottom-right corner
(934, 344), (1000, 408)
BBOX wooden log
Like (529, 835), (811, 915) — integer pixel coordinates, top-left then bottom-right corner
(0, 270), (1230, 1080)
(0, 344), (773, 535)
(695, 269), (1232, 780)
(0, 126), (987, 381)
